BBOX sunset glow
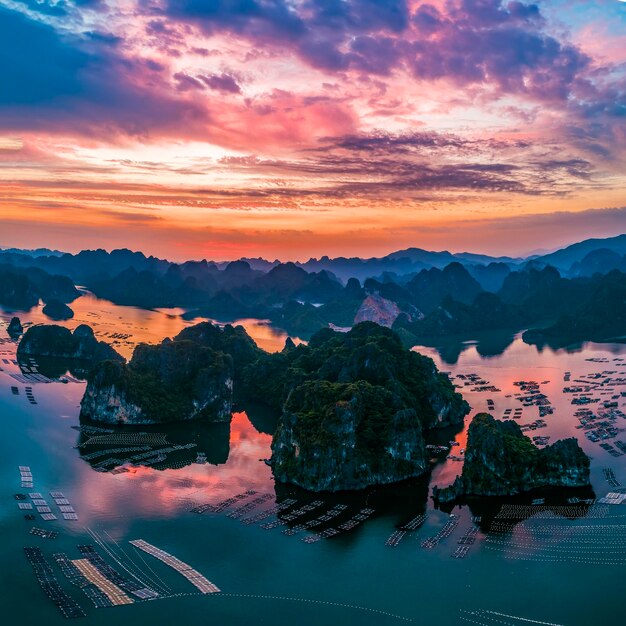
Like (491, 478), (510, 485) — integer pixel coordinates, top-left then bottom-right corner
(1, 0), (625, 259)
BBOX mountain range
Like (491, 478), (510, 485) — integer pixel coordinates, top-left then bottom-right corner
(1, 234), (625, 347)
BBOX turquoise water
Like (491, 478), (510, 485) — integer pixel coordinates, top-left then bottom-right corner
(1, 301), (625, 625)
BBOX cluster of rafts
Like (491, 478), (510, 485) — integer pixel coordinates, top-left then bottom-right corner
(25, 541), (220, 619)
(191, 489), (379, 544)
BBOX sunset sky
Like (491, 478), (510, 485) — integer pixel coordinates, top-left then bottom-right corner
(0, 0), (625, 261)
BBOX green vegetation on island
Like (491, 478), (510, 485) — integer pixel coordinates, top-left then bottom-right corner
(81, 322), (261, 425)
(243, 322), (470, 491)
(434, 413), (590, 501)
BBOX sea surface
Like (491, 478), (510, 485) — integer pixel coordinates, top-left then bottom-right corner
(1, 297), (625, 626)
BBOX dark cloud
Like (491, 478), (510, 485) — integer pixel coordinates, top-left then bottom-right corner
(97, 210), (164, 223)
(173, 71), (206, 91)
(163, 0), (409, 73)
(0, 5), (203, 136)
(0, 6), (88, 106)
(173, 70), (242, 93)
(327, 130), (470, 154)
(160, 0), (592, 102)
(409, 1), (589, 101)
(199, 73), (242, 93)
(209, 130), (597, 199)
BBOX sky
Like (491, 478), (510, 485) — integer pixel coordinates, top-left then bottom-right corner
(0, 0), (625, 261)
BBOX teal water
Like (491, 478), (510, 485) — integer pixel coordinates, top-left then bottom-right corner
(1, 301), (625, 625)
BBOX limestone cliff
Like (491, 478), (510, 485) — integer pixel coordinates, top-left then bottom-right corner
(271, 381), (427, 491)
(266, 323), (470, 491)
(434, 413), (590, 501)
(79, 322), (260, 425)
(80, 337), (235, 425)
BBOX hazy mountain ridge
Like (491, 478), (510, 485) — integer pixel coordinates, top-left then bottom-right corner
(1, 234), (623, 285)
(1, 235), (625, 346)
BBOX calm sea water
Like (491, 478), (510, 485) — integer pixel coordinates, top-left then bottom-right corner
(1, 297), (625, 626)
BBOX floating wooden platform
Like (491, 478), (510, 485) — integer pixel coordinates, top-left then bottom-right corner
(24, 547), (86, 619)
(129, 539), (220, 594)
(72, 559), (133, 606)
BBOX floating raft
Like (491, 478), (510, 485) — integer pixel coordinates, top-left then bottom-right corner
(77, 545), (158, 600)
(81, 445), (151, 461)
(421, 516), (459, 549)
(24, 547), (86, 619)
(603, 467), (621, 488)
(227, 493), (273, 519)
(598, 492), (626, 505)
(11, 373), (53, 384)
(452, 546), (470, 559)
(129, 539), (220, 594)
(457, 526), (479, 545)
(385, 530), (407, 547)
(337, 507), (375, 531)
(191, 490), (257, 514)
(50, 491), (79, 520)
(72, 559), (133, 606)
(302, 527), (340, 543)
(241, 498), (297, 524)
(53, 554), (114, 609)
(30, 527), (58, 539)
(400, 513), (427, 531)
(494, 504), (608, 520)
(19, 465), (33, 488)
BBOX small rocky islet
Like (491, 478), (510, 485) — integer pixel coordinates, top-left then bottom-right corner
(17, 323), (123, 364)
(19, 320), (591, 495)
(7, 316), (23, 337)
(433, 413), (590, 502)
(42, 299), (74, 320)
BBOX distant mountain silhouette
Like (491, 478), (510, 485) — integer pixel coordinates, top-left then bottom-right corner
(530, 234), (626, 273)
(1, 235), (625, 345)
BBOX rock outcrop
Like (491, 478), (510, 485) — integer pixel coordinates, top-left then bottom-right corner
(80, 348), (233, 425)
(264, 322), (469, 491)
(271, 381), (427, 491)
(80, 322), (260, 425)
(7, 316), (23, 338)
(434, 413), (590, 501)
(354, 294), (401, 328)
(17, 324), (122, 364)
(42, 299), (74, 320)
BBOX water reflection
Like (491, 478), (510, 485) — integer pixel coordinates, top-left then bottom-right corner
(241, 400), (281, 435)
(413, 330), (518, 364)
(437, 487), (597, 528)
(18, 356), (90, 381)
(2, 294), (303, 357)
(70, 412), (275, 528)
(73, 403), (436, 536)
(419, 328), (626, 366)
(76, 419), (231, 472)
